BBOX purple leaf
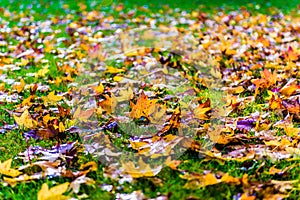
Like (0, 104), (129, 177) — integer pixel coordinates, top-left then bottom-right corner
(23, 130), (40, 140)
(236, 118), (255, 131)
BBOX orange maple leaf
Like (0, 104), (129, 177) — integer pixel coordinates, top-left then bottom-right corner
(252, 69), (277, 97)
(129, 91), (158, 120)
(194, 99), (211, 120)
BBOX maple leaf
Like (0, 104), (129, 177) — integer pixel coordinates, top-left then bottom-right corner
(252, 69), (277, 97)
(14, 109), (37, 129)
(268, 94), (282, 110)
(220, 173), (241, 184)
(35, 66), (49, 78)
(98, 93), (117, 114)
(279, 78), (300, 97)
(4, 174), (36, 187)
(80, 161), (97, 172)
(93, 83), (104, 94)
(0, 159), (22, 177)
(42, 91), (63, 105)
(286, 46), (299, 61)
(193, 99), (211, 120)
(37, 182), (70, 200)
(280, 85), (300, 97)
(121, 157), (162, 178)
(129, 91), (159, 120)
(73, 107), (95, 122)
(181, 172), (219, 189)
(116, 87), (134, 102)
(12, 78), (25, 93)
(21, 95), (34, 107)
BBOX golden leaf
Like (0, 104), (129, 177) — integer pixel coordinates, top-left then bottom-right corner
(54, 122), (65, 132)
(121, 157), (162, 178)
(269, 166), (283, 175)
(113, 76), (123, 82)
(116, 87), (134, 102)
(12, 78), (25, 93)
(220, 173), (241, 184)
(130, 92), (159, 120)
(182, 172), (219, 189)
(105, 66), (125, 74)
(98, 94), (117, 114)
(194, 105), (211, 120)
(0, 83), (5, 91)
(38, 183), (70, 200)
(42, 91), (63, 105)
(4, 174), (36, 187)
(94, 83), (104, 94)
(35, 67), (49, 78)
(80, 161), (98, 172)
(14, 109), (37, 129)
(280, 85), (300, 97)
(0, 159), (22, 177)
(21, 95), (34, 107)
(203, 173), (219, 186)
(268, 95), (282, 110)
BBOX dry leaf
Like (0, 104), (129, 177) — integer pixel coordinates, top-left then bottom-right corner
(42, 91), (63, 105)
(0, 159), (22, 177)
(38, 182), (70, 200)
(14, 109), (37, 129)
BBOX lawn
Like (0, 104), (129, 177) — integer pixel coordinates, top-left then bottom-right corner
(0, 0), (299, 199)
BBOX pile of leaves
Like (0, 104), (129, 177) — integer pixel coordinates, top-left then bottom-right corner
(0, 2), (299, 199)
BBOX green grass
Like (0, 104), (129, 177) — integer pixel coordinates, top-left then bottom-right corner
(1, 0), (299, 14)
(0, 0), (300, 200)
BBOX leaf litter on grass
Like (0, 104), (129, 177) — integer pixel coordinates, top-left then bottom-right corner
(73, 26), (226, 179)
(0, 2), (299, 199)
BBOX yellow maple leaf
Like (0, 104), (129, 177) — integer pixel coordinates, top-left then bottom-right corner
(42, 91), (63, 105)
(12, 78), (25, 93)
(38, 183), (70, 200)
(220, 173), (241, 184)
(194, 106), (211, 120)
(0, 159), (22, 177)
(21, 95), (34, 107)
(98, 94), (117, 114)
(80, 161), (97, 172)
(35, 67), (49, 78)
(130, 92), (158, 119)
(182, 172), (219, 189)
(268, 95), (282, 110)
(121, 158), (162, 178)
(116, 87), (134, 102)
(20, 58), (29, 66)
(203, 173), (219, 186)
(14, 109), (37, 129)
(280, 85), (300, 97)
(42, 114), (55, 125)
(93, 83), (104, 94)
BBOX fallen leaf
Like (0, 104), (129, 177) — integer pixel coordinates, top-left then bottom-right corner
(42, 91), (63, 105)
(121, 157), (162, 178)
(194, 99), (211, 120)
(38, 182), (70, 200)
(14, 109), (37, 129)
(0, 159), (22, 177)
